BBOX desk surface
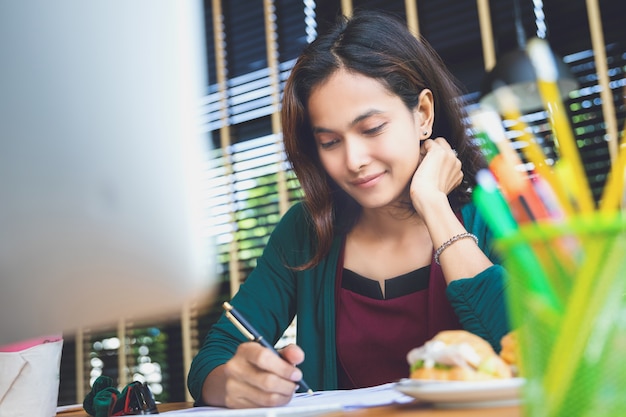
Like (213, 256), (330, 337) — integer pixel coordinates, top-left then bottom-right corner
(56, 401), (522, 416)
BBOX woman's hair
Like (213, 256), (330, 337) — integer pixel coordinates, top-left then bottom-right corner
(281, 10), (487, 270)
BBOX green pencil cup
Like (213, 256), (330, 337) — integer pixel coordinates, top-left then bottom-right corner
(496, 213), (626, 417)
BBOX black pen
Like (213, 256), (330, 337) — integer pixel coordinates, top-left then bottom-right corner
(223, 301), (314, 394)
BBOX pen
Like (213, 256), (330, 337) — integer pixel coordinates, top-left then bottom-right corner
(222, 301), (314, 395)
(473, 169), (562, 313)
(472, 169), (519, 238)
(471, 108), (551, 223)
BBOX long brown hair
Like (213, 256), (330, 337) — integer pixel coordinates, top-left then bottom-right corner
(281, 11), (487, 270)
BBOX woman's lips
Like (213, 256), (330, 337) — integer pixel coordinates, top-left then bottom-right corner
(351, 172), (384, 188)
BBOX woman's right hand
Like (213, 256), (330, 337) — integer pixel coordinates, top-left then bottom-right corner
(410, 137), (463, 217)
(203, 343), (305, 408)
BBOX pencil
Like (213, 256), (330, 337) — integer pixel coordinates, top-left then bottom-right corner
(527, 37), (595, 214)
(491, 85), (577, 217)
(222, 301), (314, 395)
(599, 118), (626, 212)
(471, 108), (552, 222)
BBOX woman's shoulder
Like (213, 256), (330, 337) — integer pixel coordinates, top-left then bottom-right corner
(282, 200), (309, 220)
(269, 201), (314, 241)
(276, 201), (311, 229)
(262, 201), (320, 266)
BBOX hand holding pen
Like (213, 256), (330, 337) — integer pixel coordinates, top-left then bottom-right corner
(223, 302), (314, 397)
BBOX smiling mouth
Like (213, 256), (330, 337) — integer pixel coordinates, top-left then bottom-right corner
(351, 173), (384, 187)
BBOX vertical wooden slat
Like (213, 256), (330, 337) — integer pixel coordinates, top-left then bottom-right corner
(477, 0), (496, 71)
(341, 0), (353, 18)
(212, 0), (240, 296)
(263, 0), (289, 216)
(181, 302), (193, 402)
(117, 319), (127, 388)
(405, 0), (420, 37)
(585, 0), (618, 162)
(75, 329), (85, 403)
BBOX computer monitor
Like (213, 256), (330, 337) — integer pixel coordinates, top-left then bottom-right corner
(0, 0), (216, 345)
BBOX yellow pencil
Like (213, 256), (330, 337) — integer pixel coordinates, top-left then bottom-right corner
(492, 86), (576, 217)
(527, 38), (596, 214)
(599, 119), (626, 212)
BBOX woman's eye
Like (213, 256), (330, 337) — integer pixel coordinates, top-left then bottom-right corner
(363, 123), (386, 135)
(319, 138), (339, 149)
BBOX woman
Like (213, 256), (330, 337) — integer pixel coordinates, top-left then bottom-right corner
(188, 11), (509, 408)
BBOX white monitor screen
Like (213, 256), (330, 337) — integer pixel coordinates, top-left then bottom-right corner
(0, 0), (216, 345)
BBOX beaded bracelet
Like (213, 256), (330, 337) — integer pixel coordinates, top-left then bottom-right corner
(434, 232), (478, 265)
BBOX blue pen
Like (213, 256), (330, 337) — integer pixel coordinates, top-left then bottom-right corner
(223, 302), (314, 394)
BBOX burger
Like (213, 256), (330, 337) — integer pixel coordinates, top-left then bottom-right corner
(406, 330), (513, 381)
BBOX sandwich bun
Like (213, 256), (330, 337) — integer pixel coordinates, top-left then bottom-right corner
(407, 330), (513, 381)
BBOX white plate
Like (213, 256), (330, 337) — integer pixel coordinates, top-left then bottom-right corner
(394, 377), (525, 408)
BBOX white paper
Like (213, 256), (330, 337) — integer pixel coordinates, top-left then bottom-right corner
(159, 383), (413, 416)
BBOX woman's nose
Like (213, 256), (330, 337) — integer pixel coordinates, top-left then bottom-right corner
(344, 138), (371, 172)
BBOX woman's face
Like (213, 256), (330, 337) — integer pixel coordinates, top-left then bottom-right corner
(307, 69), (426, 210)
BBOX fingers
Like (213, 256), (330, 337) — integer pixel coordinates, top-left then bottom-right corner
(411, 137), (464, 216)
(419, 138), (463, 186)
(422, 137), (458, 158)
(222, 343), (301, 408)
(223, 376), (293, 408)
(279, 344), (305, 366)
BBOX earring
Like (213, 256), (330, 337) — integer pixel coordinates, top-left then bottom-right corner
(423, 131), (429, 138)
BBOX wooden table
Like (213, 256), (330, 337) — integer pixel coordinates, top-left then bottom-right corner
(56, 401), (522, 416)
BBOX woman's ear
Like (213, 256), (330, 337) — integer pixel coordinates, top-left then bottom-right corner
(414, 89), (434, 140)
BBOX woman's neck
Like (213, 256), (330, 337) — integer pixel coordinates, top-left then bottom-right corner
(344, 205), (433, 285)
(355, 205), (425, 240)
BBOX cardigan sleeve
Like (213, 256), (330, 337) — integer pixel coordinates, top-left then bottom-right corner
(186, 203), (312, 403)
(445, 203), (510, 352)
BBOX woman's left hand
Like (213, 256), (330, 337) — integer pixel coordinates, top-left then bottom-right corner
(409, 137), (462, 214)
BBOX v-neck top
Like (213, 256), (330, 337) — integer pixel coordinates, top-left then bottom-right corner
(336, 266), (437, 388)
(341, 267), (431, 300)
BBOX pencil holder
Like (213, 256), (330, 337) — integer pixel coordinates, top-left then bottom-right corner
(496, 213), (626, 417)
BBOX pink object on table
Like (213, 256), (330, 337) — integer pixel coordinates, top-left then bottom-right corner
(0, 334), (62, 352)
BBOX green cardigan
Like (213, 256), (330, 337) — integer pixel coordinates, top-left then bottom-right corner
(188, 202), (509, 401)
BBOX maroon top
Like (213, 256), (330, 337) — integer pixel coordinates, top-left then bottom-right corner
(335, 242), (462, 389)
